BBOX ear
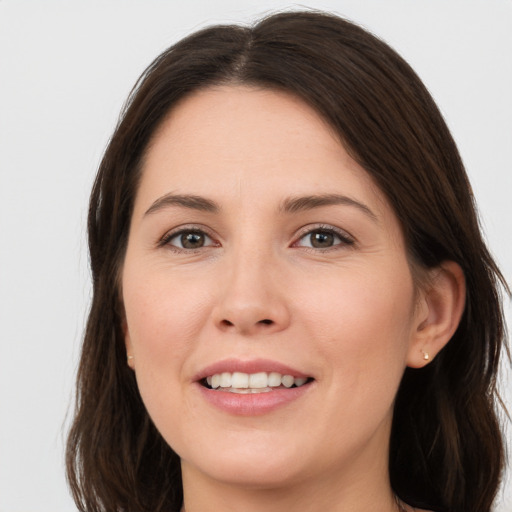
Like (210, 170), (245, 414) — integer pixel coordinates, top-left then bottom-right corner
(121, 315), (135, 370)
(407, 261), (466, 368)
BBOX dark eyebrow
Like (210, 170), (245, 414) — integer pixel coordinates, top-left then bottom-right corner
(144, 193), (219, 216)
(280, 194), (378, 221)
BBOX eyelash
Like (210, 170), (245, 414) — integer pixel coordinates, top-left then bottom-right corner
(158, 225), (218, 252)
(293, 224), (355, 251)
(158, 224), (355, 253)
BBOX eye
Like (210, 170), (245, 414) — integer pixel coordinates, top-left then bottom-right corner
(295, 227), (354, 249)
(161, 229), (216, 250)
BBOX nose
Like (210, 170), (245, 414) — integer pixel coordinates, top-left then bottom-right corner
(212, 249), (291, 336)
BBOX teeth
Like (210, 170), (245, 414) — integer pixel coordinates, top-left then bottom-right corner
(249, 372), (268, 388)
(231, 372), (249, 388)
(227, 387), (273, 394)
(281, 375), (294, 388)
(268, 372), (281, 387)
(205, 371), (310, 391)
(220, 372), (232, 387)
(294, 377), (307, 387)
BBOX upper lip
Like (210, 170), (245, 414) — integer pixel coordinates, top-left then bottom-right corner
(193, 358), (311, 382)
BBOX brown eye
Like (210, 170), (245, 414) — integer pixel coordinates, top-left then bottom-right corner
(295, 227), (354, 250)
(181, 232), (205, 249)
(310, 231), (335, 248)
(165, 230), (214, 250)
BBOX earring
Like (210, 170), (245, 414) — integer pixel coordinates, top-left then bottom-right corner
(422, 351), (430, 361)
(127, 355), (134, 366)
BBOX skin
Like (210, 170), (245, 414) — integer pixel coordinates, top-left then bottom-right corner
(122, 86), (464, 512)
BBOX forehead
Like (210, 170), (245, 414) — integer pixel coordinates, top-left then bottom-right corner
(136, 85), (390, 220)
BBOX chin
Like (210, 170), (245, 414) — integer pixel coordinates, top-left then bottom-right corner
(179, 433), (308, 488)
(192, 460), (303, 489)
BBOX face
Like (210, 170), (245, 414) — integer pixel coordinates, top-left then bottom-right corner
(122, 86), (425, 491)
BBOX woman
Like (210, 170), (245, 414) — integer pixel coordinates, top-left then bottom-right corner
(66, 11), (508, 512)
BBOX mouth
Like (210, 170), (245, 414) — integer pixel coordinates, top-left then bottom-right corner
(194, 359), (315, 414)
(201, 371), (314, 394)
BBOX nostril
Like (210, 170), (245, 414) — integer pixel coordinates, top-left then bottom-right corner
(217, 317), (276, 331)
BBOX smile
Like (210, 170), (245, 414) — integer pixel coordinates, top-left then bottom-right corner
(194, 359), (315, 414)
(203, 371), (311, 393)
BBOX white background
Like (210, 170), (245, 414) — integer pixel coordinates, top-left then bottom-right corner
(0, 1), (510, 511)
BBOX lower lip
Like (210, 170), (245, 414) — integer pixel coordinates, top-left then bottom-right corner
(196, 382), (313, 416)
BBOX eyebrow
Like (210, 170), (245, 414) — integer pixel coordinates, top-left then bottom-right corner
(143, 192), (377, 222)
(280, 194), (378, 221)
(144, 193), (219, 216)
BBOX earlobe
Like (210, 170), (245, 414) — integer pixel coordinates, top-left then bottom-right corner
(407, 261), (466, 368)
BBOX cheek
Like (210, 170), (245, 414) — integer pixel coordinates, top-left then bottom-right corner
(304, 259), (414, 335)
(299, 261), (415, 396)
(122, 269), (211, 414)
(124, 266), (208, 351)
(305, 267), (415, 455)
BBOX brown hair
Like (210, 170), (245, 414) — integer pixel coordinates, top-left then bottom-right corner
(66, 10), (509, 512)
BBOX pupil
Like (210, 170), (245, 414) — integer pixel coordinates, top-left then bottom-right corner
(181, 232), (204, 248)
(311, 231), (333, 248)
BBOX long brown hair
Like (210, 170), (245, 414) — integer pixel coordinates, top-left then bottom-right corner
(66, 11), (509, 512)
